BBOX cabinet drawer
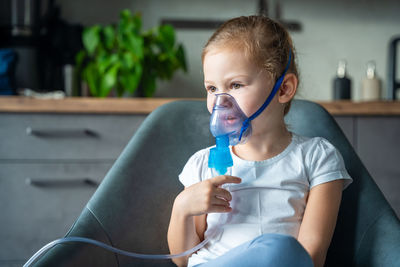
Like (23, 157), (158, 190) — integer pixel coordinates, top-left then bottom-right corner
(0, 162), (112, 264)
(334, 116), (355, 147)
(0, 113), (146, 160)
(357, 117), (400, 177)
(357, 116), (400, 217)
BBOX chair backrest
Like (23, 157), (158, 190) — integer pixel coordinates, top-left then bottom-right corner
(284, 100), (400, 267)
(34, 100), (400, 267)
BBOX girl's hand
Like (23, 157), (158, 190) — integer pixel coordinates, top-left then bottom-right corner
(175, 175), (242, 218)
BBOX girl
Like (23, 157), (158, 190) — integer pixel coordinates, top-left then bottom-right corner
(167, 15), (352, 267)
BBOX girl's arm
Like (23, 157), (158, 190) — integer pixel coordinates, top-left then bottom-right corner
(167, 196), (202, 267)
(167, 176), (241, 267)
(297, 179), (344, 267)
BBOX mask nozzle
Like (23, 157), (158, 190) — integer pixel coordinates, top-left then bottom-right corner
(208, 135), (233, 175)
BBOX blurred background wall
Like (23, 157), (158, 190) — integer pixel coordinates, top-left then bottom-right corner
(2, 0), (400, 100)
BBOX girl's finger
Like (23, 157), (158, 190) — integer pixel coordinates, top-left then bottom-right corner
(212, 195), (230, 206)
(212, 175), (242, 187)
(214, 187), (232, 201)
(209, 205), (232, 213)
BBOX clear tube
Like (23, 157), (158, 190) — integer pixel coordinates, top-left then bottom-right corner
(23, 223), (222, 267)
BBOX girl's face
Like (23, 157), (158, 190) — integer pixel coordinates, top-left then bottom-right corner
(203, 48), (276, 122)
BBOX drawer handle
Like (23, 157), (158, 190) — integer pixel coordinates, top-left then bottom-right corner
(26, 177), (99, 187)
(26, 127), (99, 138)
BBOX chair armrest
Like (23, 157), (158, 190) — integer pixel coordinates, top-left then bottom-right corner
(354, 208), (400, 266)
(33, 208), (118, 267)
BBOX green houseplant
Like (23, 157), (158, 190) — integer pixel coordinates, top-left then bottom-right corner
(76, 9), (187, 97)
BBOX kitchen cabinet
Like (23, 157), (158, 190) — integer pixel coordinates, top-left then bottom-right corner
(356, 117), (400, 217)
(0, 112), (146, 267)
(333, 116), (355, 147)
(0, 162), (110, 265)
(334, 115), (400, 218)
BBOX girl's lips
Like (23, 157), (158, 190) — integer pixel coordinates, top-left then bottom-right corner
(224, 116), (238, 124)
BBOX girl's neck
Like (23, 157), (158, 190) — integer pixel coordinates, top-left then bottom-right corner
(232, 122), (292, 162)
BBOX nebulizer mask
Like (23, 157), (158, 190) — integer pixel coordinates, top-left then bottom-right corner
(208, 93), (252, 175)
(24, 51), (292, 267)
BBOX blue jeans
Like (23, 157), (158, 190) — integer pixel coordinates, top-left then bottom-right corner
(194, 233), (313, 267)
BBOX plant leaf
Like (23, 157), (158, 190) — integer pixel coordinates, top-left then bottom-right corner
(103, 25), (115, 50)
(176, 44), (187, 72)
(83, 25), (101, 57)
(75, 50), (86, 70)
(121, 52), (135, 69)
(115, 82), (124, 97)
(100, 64), (120, 97)
(97, 53), (119, 74)
(120, 64), (142, 94)
(84, 63), (100, 97)
(120, 9), (132, 23)
(158, 24), (175, 50)
(125, 33), (144, 59)
(132, 12), (142, 33)
(142, 72), (157, 97)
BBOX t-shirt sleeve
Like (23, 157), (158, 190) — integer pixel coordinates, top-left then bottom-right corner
(307, 138), (353, 190)
(178, 149), (209, 187)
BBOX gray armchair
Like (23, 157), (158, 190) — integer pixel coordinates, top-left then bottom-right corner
(32, 100), (400, 267)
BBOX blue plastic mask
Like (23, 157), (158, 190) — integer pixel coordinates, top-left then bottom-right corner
(209, 93), (252, 146)
(208, 94), (251, 175)
(208, 50), (292, 175)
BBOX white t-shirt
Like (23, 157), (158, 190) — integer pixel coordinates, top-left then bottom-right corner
(179, 133), (353, 267)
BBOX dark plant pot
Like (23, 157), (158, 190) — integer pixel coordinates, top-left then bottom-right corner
(134, 83), (146, 97)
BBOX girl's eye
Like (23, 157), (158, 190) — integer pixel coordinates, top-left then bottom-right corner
(232, 83), (242, 89)
(207, 86), (217, 93)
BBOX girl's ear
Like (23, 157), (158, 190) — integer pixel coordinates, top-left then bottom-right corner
(278, 73), (298, 104)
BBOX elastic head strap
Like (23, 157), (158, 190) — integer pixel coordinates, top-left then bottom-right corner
(238, 50), (292, 141)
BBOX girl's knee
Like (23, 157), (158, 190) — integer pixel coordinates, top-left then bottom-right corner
(248, 233), (313, 266)
(249, 233), (298, 248)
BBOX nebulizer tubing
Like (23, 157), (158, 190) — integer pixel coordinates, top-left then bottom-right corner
(24, 50), (293, 267)
(23, 223), (223, 267)
(24, 184), (224, 266)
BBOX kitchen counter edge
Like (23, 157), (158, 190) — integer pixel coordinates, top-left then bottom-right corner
(0, 96), (399, 116)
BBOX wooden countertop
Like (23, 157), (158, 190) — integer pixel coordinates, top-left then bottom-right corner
(0, 96), (399, 115)
(316, 100), (400, 116)
(0, 96), (190, 114)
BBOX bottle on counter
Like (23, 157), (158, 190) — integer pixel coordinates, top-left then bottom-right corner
(333, 60), (352, 100)
(361, 61), (382, 101)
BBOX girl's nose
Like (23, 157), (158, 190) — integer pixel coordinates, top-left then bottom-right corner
(215, 94), (234, 108)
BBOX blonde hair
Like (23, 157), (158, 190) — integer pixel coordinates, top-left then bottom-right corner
(202, 15), (299, 115)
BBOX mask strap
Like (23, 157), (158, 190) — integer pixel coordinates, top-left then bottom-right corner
(239, 49), (292, 141)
